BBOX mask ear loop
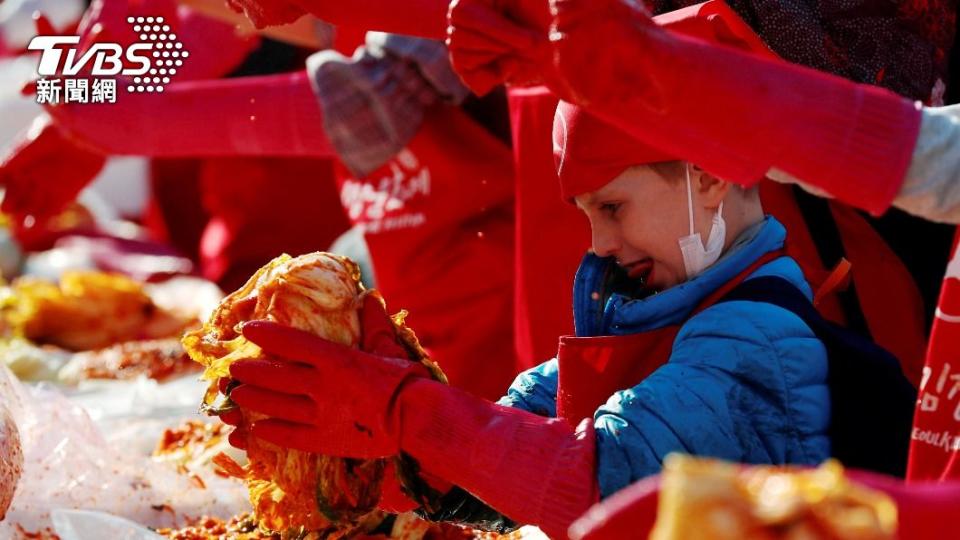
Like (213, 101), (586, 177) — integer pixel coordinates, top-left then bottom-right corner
(685, 162), (695, 236)
(689, 163), (726, 226)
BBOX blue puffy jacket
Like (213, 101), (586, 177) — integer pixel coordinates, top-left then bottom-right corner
(499, 216), (831, 497)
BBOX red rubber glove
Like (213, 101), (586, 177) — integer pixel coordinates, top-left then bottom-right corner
(568, 470), (960, 540)
(45, 71), (333, 157)
(446, 0), (553, 95)
(231, 298), (599, 537)
(221, 295), (423, 513)
(44, 0), (280, 158)
(229, 294), (431, 458)
(546, 0), (921, 216)
(0, 116), (105, 225)
(226, 0), (449, 39)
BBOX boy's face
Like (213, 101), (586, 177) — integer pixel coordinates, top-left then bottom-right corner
(575, 165), (699, 292)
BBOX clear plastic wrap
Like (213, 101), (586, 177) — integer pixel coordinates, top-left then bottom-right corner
(0, 367), (249, 537)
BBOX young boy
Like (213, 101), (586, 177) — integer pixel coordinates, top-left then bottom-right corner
(225, 97), (830, 536)
(524, 98), (830, 485)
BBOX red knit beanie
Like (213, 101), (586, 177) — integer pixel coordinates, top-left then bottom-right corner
(553, 0), (777, 201)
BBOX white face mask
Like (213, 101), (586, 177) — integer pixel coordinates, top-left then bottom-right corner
(678, 163), (726, 278)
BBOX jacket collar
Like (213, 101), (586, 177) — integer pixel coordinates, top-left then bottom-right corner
(573, 216), (786, 336)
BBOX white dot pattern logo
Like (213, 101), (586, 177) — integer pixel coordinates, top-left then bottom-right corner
(126, 15), (188, 94)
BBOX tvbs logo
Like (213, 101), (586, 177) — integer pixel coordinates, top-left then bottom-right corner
(27, 16), (189, 104)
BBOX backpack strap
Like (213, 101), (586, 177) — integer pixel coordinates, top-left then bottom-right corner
(716, 275), (916, 478)
(793, 188), (871, 336)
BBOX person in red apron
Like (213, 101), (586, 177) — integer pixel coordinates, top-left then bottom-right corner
(220, 89), (835, 536)
(303, 30), (519, 401)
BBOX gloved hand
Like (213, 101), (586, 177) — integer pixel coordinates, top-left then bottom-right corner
(0, 115), (105, 225)
(446, 0), (553, 95)
(545, 0), (921, 215)
(230, 294), (599, 537)
(220, 294), (424, 513)
(546, 0), (662, 106)
(229, 294), (432, 459)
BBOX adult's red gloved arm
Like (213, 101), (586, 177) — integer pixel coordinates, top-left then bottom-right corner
(567, 470), (960, 540)
(227, 295), (599, 538)
(225, 0), (449, 39)
(0, 0), (259, 224)
(546, 0), (920, 216)
(46, 71), (333, 157)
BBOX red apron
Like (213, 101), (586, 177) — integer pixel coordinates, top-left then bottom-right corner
(334, 105), (517, 401)
(508, 87), (592, 371)
(144, 159), (209, 261)
(144, 157), (352, 291)
(555, 251), (783, 424)
(197, 157), (351, 291)
(908, 230), (960, 481)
